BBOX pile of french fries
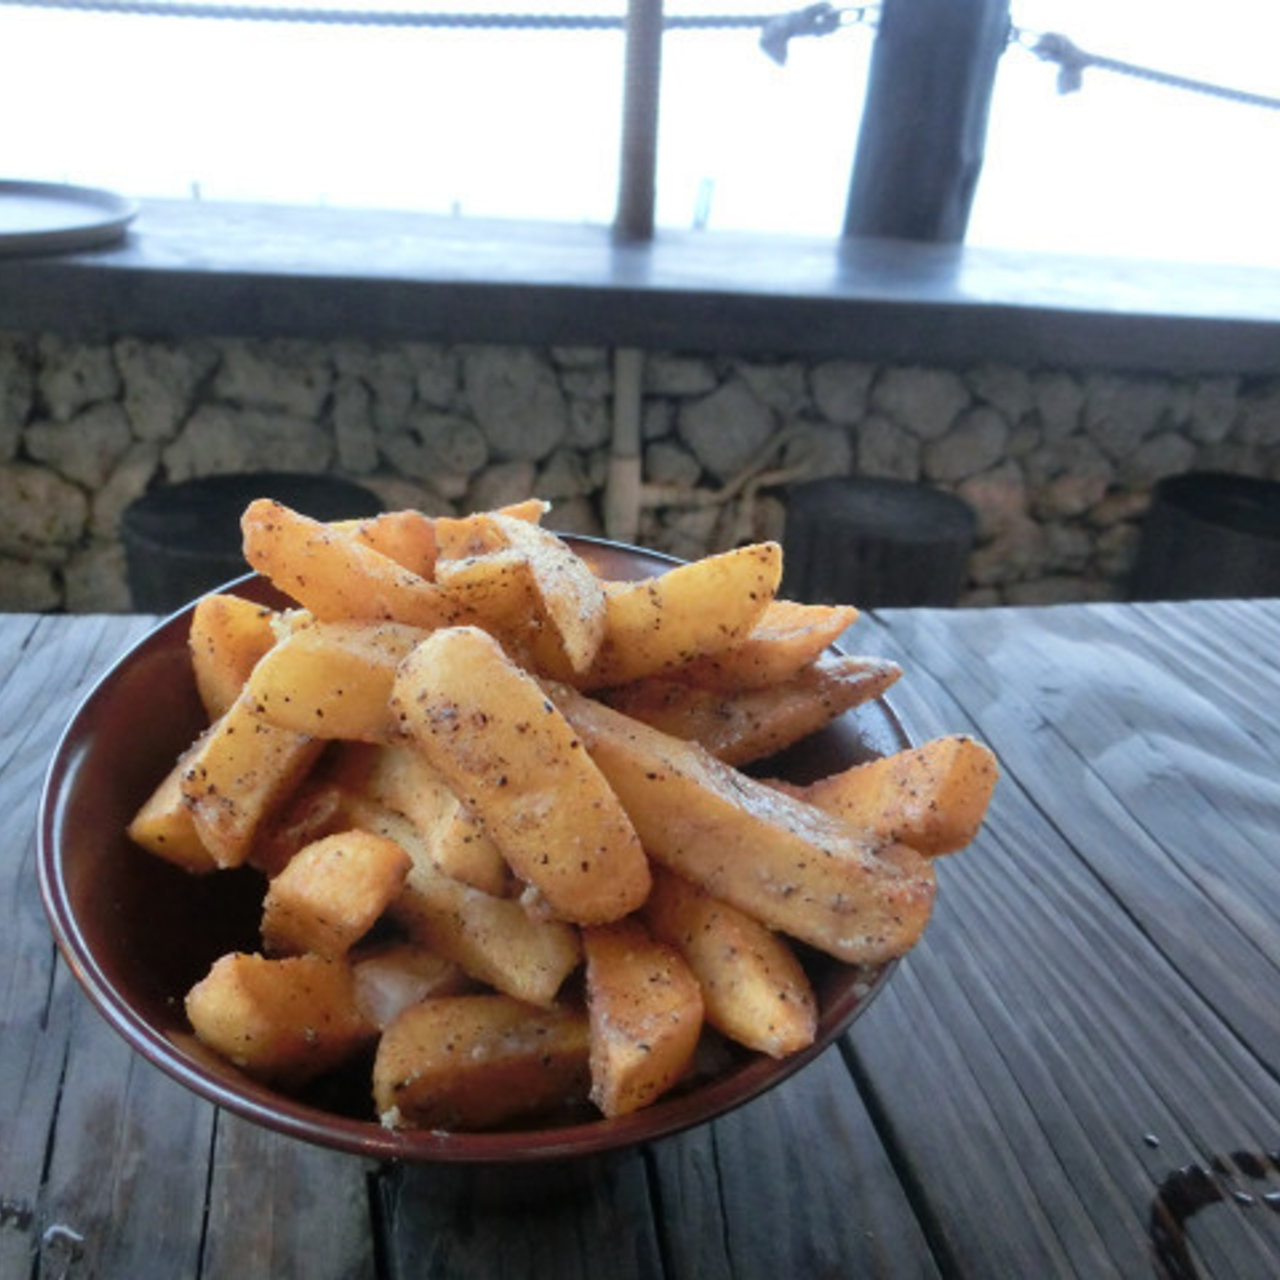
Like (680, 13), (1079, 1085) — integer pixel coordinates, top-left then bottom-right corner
(127, 497), (998, 1131)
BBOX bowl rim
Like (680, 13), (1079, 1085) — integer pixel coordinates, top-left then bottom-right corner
(38, 538), (908, 1163)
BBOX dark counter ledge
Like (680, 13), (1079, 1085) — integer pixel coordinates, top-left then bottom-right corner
(3, 198), (1279, 373)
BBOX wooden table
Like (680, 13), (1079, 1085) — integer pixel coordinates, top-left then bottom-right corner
(4, 599), (1279, 1278)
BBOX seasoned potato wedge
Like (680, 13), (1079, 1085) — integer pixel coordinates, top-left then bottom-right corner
(179, 694), (324, 869)
(602, 652), (902, 766)
(338, 508), (439, 579)
(435, 512), (607, 677)
(351, 941), (472, 1031)
(552, 683), (936, 965)
(327, 741), (509, 896)
(583, 918), (704, 1118)
(392, 626), (650, 926)
(669, 598), (861, 692)
(374, 995), (591, 1131)
(779, 735), (999, 857)
(189, 592), (279, 721)
(346, 799), (580, 1009)
(130, 495), (999, 1131)
(642, 867), (817, 1058)
(262, 828), (412, 959)
(391, 871), (583, 1010)
(247, 619), (429, 742)
(242, 498), (472, 629)
(248, 779), (348, 879)
(186, 952), (375, 1085)
(127, 749), (218, 873)
(579, 542), (783, 689)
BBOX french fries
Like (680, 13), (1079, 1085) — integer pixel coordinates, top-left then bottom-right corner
(373, 995), (591, 1131)
(642, 867), (817, 1059)
(189, 593), (279, 721)
(776, 735), (1000, 857)
(601, 652), (903, 766)
(128, 496), (997, 1133)
(262, 829), (412, 959)
(391, 625), (651, 927)
(185, 952), (375, 1086)
(245, 619), (430, 742)
(179, 693), (325, 869)
(582, 919), (704, 1118)
(548, 682), (937, 966)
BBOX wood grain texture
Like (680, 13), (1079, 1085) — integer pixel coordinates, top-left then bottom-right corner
(647, 1047), (940, 1279)
(202, 1113), (376, 1280)
(1, 615), (155, 1276)
(856, 602), (1280, 1277)
(376, 1151), (663, 1280)
(5, 602), (1279, 1277)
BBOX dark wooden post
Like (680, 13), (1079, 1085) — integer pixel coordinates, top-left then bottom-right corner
(614, 0), (664, 241)
(843, 0), (1010, 242)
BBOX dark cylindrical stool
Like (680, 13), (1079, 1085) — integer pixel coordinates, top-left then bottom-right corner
(1129, 472), (1280, 601)
(121, 472), (384, 613)
(782, 477), (976, 607)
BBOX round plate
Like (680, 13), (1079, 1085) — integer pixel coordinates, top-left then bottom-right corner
(38, 537), (908, 1164)
(0, 179), (137, 256)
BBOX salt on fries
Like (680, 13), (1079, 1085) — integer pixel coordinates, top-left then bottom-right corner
(127, 498), (998, 1129)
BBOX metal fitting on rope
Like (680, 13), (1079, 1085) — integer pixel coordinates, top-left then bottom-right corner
(1026, 31), (1090, 95)
(759, 2), (865, 66)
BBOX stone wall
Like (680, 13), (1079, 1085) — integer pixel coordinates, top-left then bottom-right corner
(2, 330), (1277, 612)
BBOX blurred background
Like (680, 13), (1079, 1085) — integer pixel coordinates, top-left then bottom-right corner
(2, 0), (1278, 266)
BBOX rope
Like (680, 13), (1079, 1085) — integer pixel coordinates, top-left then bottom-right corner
(0, 0), (859, 34)
(1015, 29), (1280, 114)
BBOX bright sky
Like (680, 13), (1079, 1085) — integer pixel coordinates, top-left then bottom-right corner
(1, 0), (1277, 267)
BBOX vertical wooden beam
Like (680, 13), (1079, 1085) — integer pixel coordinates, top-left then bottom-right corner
(843, 0), (1010, 242)
(615, 0), (664, 241)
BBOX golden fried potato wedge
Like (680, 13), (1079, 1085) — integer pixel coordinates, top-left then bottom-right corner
(247, 778), (348, 879)
(496, 497), (552, 525)
(373, 995), (590, 1131)
(327, 741), (509, 896)
(346, 800), (580, 1009)
(392, 626), (650, 926)
(246, 619), (429, 742)
(186, 952), (375, 1085)
(583, 918), (704, 1118)
(669, 598), (860, 692)
(179, 694), (324, 869)
(603, 652), (902, 766)
(642, 867), (817, 1058)
(578, 542), (782, 690)
(242, 498), (472, 628)
(552, 683), (936, 965)
(189, 593), (279, 721)
(337, 508), (439, 579)
(779, 735), (999, 857)
(391, 871), (583, 1010)
(350, 941), (472, 1031)
(434, 512), (607, 677)
(127, 749), (218, 874)
(261, 829), (412, 959)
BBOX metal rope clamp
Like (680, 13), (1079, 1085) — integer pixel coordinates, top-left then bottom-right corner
(759, 2), (868, 67)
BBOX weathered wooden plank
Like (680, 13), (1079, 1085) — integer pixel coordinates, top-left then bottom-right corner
(1120, 598), (1280, 737)
(0, 614), (156, 1275)
(202, 1114), (377, 1280)
(878, 605), (1280, 1059)
(851, 604), (1280, 1276)
(377, 1149), (664, 1280)
(648, 1046), (942, 1279)
(36, 985), (214, 1278)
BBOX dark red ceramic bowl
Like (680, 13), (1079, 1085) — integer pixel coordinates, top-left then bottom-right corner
(38, 536), (907, 1163)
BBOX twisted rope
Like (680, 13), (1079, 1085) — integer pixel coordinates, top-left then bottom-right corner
(1017, 29), (1280, 113)
(0, 0), (818, 30)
